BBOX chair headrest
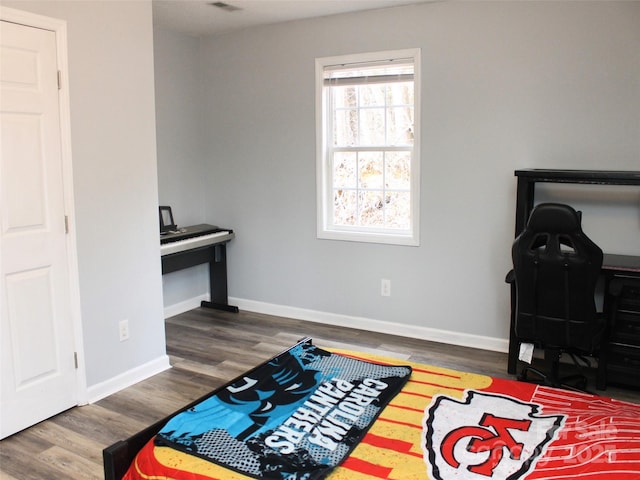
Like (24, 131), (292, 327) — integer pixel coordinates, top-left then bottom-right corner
(527, 203), (582, 234)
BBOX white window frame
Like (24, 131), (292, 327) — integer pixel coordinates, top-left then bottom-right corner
(316, 48), (421, 246)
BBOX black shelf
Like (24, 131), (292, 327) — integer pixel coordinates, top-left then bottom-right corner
(515, 169), (640, 186)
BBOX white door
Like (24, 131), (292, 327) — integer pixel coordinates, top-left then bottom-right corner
(0, 19), (78, 438)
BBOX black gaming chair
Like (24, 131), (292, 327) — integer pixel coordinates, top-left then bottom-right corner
(511, 203), (607, 390)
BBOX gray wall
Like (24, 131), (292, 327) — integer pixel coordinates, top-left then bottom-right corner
(154, 28), (209, 308)
(3, 0), (166, 388)
(155, 1), (639, 342)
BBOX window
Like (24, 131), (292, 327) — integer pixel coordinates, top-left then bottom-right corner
(316, 48), (420, 246)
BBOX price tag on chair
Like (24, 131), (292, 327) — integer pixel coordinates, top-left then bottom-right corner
(519, 343), (535, 364)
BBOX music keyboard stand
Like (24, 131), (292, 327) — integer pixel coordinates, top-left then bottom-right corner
(161, 224), (238, 313)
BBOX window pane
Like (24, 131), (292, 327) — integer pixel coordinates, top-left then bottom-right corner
(385, 151), (411, 189)
(358, 151), (383, 189)
(333, 152), (357, 188)
(386, 82), (413, 106)
(333, 109), (358, 146)
(387, 107), (414, 145)
(359, 108), (385, 145)
(359, 190), (384, 226)
(333, 85), (357, 108)
(359, 84), (385, 107)
(333, 189), (357, 226)
(385, 191), (411, 229)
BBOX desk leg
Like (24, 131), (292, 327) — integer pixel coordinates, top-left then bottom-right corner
(508, 176), (534, 374)
(200, 243), (239, 313)
(508, 282), (518, 374)
(514, 177), (535, 236)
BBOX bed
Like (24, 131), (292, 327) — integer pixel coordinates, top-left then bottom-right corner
(103, 338), (640, 480)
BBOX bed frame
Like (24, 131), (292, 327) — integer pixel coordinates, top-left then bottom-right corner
(102, 337), (312, 480)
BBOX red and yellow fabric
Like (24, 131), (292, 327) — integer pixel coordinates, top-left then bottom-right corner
(125, 349), (640, 480)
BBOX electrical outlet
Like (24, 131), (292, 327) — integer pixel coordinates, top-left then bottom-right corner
(119, 319), (130, 342)
(381, 279), (391, 297)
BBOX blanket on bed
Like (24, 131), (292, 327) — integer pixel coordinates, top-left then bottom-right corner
(124, 348), (640, 480)
(155, 343), (412, 479)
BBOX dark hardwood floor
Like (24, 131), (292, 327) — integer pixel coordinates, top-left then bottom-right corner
(1, 307), (638, 479)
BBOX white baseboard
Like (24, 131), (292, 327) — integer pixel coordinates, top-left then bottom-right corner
(230, 297), (509, 354)
(86, 355), (172, 404)
(163, 294), (508, 353)
(163, 294), (209, 318)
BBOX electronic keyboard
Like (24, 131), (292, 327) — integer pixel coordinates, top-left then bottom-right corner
(160, 224), (234, 256)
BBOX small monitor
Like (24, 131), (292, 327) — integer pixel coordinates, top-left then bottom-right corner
(159, 206), (176, 234)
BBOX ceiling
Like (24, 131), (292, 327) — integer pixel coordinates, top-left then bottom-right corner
(152, 0), (436, 37)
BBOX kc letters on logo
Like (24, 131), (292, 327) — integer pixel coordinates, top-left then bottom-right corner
(423, 391), (565, 479)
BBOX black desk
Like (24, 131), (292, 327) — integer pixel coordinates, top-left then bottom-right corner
(161, 224), (238, 313)
(507, 169), (640, 377)
(599, 255), (640, 389)
(603, 254), (640, 274)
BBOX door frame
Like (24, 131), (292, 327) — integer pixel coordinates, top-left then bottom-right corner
(1, 6), (86, 404)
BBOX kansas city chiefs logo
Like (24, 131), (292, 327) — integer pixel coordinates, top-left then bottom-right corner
(423, 391), (565, 479)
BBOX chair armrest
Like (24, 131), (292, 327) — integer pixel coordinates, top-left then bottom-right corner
(505, 269), (515, 284)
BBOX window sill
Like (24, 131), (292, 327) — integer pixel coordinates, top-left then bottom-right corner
(317, 228), (419, 247)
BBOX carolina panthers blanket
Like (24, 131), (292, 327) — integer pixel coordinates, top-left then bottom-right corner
(155, 342), (412, 479)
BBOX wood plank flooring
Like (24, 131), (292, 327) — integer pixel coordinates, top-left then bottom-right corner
(1, 307), (639, 479)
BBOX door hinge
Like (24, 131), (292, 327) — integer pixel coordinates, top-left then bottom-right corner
(74, 352), (78, 369)
(57, 70), (62, 90)
(64, 215), (70, 234)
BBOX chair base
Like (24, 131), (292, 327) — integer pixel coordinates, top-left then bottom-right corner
(518, 365), (588, 392)
(517, 348), (592, 393)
